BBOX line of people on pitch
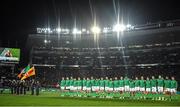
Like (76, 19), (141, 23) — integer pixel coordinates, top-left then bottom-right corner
(9, 79), (40, 95)
(59, 75), (178, 94)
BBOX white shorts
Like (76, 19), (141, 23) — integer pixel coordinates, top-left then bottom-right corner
(100, 87), (104, 91)
(61, 86), (65, 90)
(66, 86), (70, 90)
(77, 86), (82, 90)
(92, 86), (96, 91)
(152, 87), (157, 93)
(73, 86), (77, 90)
(158, 87), (163, 93)
(108, 88), (113, 92)
(86, 87), (91, 91)
(105, 87), (109, 91)
(125, 86), (129, 92)
(170, 88), (177, 93)
(135, 87), (140, 91)
(146, 88), (151, 92)
(83, 86), (86, 91)
(114, 87), (119, 91)
(130, 88), (135, 92)
(70, 86), (74, 90)
(140, 87), (145, 92)
(119, 87), (124, 91)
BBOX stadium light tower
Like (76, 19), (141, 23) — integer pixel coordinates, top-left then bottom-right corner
(113, 24), (126, 32)
(91, 26), (101, 34)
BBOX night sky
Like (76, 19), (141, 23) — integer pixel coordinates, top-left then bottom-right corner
(1, 0), (180, 65)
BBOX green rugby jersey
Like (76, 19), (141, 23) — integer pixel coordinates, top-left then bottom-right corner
(113, 80), (119, 88)
(69, 79), (74, 86)
(139, 80), (145, 87)
(82, 79), (87, 87)
(94, 80), (100, 86)
(77, 80), (82, 86)
(129, 80), (135, 88)
(124, 78), (130, 86)
(145, 80), (151, 88)
(150, 79), (157, 87)
(134, 80), (140, 87)
(119, 80), (124, 87)
(99, 80), (105, 87)
(86, 80), (91, 87)
(90, 79), (95, 86)
(104, 80), (109, 87)
(164, 79), (171, 88)
(60, 80), (66, 86)
(157, 79), (164, 87)
(108, 81), (113, 88)
(65, 80), (70, 87)
(171, 80), (177, 88)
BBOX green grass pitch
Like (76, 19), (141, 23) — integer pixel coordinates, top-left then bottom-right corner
(0, 91), (180, 106)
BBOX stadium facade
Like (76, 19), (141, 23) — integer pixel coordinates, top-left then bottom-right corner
(27, 22), (180, 88)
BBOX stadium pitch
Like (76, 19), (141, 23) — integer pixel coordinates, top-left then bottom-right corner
(0, 91), (180, 106)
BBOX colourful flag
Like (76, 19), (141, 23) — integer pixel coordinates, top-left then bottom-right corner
(18, 65), (30, 78)
(21, 66), (35, 80)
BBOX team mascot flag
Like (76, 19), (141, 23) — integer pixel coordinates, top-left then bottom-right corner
(21, 66), (36, 80)
(18, 65), (30, 78)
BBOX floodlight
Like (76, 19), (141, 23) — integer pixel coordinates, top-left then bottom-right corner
(56, 28), (61, 33)
(113, 24), (126, 32)
(73, 28), (78, 34)
(82, 28), (86, 32)
(91, 26), (101, 34)
(44, 40), (48, 43)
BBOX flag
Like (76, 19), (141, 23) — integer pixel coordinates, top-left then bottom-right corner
(21, 66), (35, 80)
(18, 65), (30, 78)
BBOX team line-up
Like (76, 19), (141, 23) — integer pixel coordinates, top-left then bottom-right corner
(59, 75), (178, 100)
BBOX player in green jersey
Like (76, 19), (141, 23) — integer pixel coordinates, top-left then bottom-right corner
(124, 76), (130, 92)
(69, 77), (74, 91)
(151, 76), (157, 93)
(73, 78), (78, 91)
(99, 77), (105, 92)
(164, 76), (171, 94)
(86, 77), (91, 92)
(145, 77), (151, 93)
(94, 78), (100, 92)
(113, 77), (119, 92)
(65, 77), (70, 90)
(108, 78), (114, 92)
(104, 77), (109, 92)
(77, 77), (82, 91)
(60, 77), (66, 91)
(90, 76), (95, 92)
(134, 77), (140, 92)
(157, 75), (164, 93)
(129, 79), (135, 93)
(139, 76), (145, 93)
(170, 76), (177, 95)
(119, 76), (124, 93)
(82, 77), (87, 91)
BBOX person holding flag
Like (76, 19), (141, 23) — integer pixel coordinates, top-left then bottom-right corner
(18, 64), (30, 79)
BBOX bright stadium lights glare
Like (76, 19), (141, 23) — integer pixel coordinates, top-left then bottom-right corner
(113, 24), (126, 32)
(56, 28), (61, 33)
(72, 28), (78, 34)
(82, 28), (86, 32)
(73, 28), (81, 34)
(126, 24), (131, 28)
(103, 28), (108, 33)
(91, 26), (101, 34)
(44, 39), (48, 43)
